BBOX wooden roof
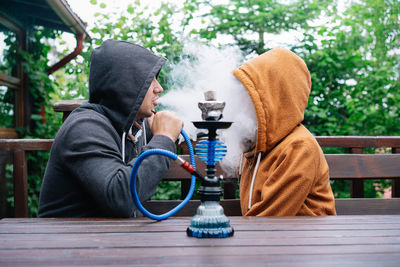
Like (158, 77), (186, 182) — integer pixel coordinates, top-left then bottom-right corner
(0, 0), (90, 39)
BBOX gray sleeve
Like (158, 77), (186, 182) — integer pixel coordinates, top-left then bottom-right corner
(60, 115), (175, 218)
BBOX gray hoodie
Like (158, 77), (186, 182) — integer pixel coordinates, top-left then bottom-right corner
(38, 40), (175, 217)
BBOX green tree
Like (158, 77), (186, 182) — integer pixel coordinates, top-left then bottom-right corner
(186, 0), (332, 54)
(342, 0), (400, 136)
(295, 0), (400, 136)
(293, 0), (400, 197)
(57, 1), (190, 101)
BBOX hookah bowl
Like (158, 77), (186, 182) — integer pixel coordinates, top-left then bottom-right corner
(186, 91), (234, 238)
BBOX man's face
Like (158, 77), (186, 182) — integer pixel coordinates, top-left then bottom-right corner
(136, 78), (163, 119)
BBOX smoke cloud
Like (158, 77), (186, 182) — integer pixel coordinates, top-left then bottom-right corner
(159, 42), (257, 176)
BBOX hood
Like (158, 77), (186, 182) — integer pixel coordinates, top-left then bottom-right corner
(233, 48), (311, 153)
(89, 39), (166, 134)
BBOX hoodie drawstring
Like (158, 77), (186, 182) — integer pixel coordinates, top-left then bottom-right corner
(122, 122), (147, 163)
(143, 120), (147, 145)
(238, 153), (244, 183)
(121, 131), (127, 163)
(248, 152), (262, 210)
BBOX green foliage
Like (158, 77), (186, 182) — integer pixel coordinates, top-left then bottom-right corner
(21, 29), (63, 217)
(0, 30), (17, 128)
(294, 0), (400, 137)
(0, 86), (15, 128)
(59, 1), (187, 100)
(294, 0), (400, 196)
(186, 0), (332, 54)
(1, 27), (62, 217)
(53, 48), (91, 100)
(0, 30), (17, 75)
(151, 181), (181, 200)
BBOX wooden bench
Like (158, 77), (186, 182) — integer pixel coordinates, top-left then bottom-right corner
(0, 137), (399, 217)
(143, 137), (400, 216)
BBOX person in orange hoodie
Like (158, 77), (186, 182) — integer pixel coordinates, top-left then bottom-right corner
(233, 48), (336, 216)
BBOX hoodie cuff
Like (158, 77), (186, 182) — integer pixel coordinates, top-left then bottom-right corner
(145, 134), (176, 153)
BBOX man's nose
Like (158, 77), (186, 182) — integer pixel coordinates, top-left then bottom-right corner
(154, 82), (163, 93)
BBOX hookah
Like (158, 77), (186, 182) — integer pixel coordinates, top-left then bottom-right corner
(129, 90), (234, 238)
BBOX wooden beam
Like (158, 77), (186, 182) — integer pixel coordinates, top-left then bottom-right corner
(143, 199), (242, 216)
(0, 129), (19, 139)
(326, 154), (400, 179)
(53, 99), (86, 112)
(0, 73), (21, 89)
(349, 148), (364, 198)
(335, 198), (400, 215)
(13, 149), (28, 217)
(178, 136), (400, 155)
(163, 154), (400, 180)
(392, 147), (400, 198)
(143, 198), (400, 216)
(316, 136), (400, 148)
(53, 99), (86, 122)
(0, 139), (53, 151)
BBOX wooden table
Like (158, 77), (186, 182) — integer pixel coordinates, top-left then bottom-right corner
(1, 216), (399, 266)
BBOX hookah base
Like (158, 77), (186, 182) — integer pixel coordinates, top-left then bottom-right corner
(186, 225), (234, 238)
(186, 201), (234, 238)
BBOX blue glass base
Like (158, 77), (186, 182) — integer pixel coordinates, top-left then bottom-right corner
(186, 201), (234, 238)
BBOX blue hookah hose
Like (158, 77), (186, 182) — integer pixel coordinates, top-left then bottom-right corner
(129, 130), (196, 220)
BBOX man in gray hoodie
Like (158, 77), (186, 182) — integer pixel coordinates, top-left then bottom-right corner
(38, 40), (183, 217)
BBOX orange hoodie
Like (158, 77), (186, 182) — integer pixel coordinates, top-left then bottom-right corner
(233, 48), (336, 216)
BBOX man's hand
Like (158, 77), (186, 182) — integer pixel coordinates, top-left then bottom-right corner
(150, 111), (183, 142)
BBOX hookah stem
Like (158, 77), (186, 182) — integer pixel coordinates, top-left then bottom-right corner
(207, 125), (217, 181)
(197, 122), (221, 201)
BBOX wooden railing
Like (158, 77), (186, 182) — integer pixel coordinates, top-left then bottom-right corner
(0, 139), (52, 217)
(316, 136), (400, 198)
(0, 136), (399, 217)
(175, 136), (400, 199)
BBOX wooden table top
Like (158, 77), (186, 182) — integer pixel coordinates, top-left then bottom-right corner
(1, 215), (399, 266)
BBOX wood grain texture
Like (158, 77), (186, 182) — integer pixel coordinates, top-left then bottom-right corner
(0, 139), (53, 150)
(1, 216), (399, 266)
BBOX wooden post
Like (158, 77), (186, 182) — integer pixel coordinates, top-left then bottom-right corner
(0, 151), (13, 218)
(349, 147), (364, 198)
(13, 150), (28, 217)
(223, 179), (237, 199)
(392, 147), (400, 198)
(181, 180), (191, 199)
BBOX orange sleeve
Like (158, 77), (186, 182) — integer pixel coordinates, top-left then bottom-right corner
(245, 144), (317, 216)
